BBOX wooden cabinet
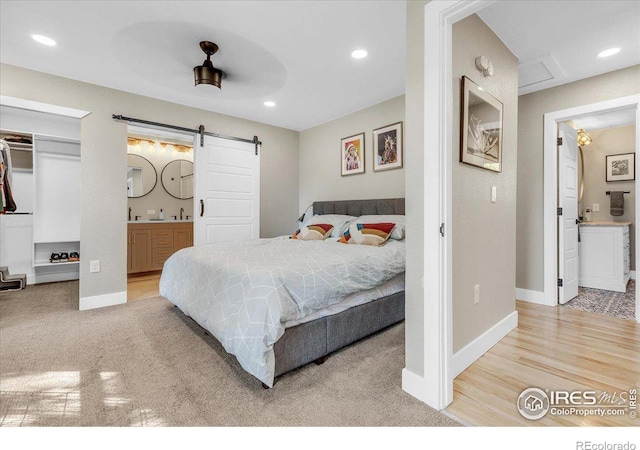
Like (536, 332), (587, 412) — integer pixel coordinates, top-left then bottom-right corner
(127, 222), (193, 274)
(174, 227), (193, 253)
(128, 228), (152, 273)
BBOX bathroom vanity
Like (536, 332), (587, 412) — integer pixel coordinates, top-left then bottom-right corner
(579, 222), (631, 292)
(127, 221), (193, 274)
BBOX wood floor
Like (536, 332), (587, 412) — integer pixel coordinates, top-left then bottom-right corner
(447, 300), (639, 426)
(127, 273), (161, 301)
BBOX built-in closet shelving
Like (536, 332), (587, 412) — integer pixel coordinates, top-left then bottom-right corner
(32, 135), (81, 268)
(0, 105), (82, 284)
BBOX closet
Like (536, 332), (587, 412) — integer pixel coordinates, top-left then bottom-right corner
(0, 105), (81, 285)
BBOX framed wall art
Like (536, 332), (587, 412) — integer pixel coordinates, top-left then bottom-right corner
(373, 121), (403, 171)
(606, 153), (635, 182)
(341, 132), (365, 176)
(460, 76), (503, 172)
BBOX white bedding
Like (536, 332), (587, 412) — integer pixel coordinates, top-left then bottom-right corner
(283, 272), (405, 328)
(159, 236), (405, 387)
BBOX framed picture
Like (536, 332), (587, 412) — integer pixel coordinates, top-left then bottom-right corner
(606, 153), (635, 182)
(373, 122), (403, 171)
(341, 132), (365, 176)
(460, 76), (503, 172)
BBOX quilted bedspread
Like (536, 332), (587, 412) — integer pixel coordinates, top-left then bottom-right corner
(159, 237), (406, 387)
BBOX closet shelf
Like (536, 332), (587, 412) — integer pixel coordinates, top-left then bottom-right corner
(34, 260), (80, 268)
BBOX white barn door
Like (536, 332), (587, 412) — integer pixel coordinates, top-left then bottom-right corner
(558, 123), (579, 304)
(194, 135), (260, 245)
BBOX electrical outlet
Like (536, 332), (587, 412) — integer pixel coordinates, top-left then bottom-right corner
(90, 260), (101, 273)
(474, 284), (480, 304)
(491, 186), (497, 203)
(593, 204), (600, 212)
(147, 209), (156, 215)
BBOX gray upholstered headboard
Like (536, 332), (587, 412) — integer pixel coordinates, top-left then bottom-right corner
(312, 198), (405, 216)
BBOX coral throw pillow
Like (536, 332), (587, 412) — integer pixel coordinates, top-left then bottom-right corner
(292, 224), (334, 240)
(339, 223), (395, 246)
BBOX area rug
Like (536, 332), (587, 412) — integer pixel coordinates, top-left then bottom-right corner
(563, 280), (635, 321)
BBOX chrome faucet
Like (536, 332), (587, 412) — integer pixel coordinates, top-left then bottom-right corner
(180, 207), (184, 220)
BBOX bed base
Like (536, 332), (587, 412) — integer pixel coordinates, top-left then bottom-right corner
(264, 290), (404, 387)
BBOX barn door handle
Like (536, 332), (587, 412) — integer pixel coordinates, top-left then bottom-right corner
(200, 199), (204, 217)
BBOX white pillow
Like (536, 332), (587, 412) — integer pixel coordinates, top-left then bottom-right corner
(355, 215), (405, 240)
(307, 214), (356, 237)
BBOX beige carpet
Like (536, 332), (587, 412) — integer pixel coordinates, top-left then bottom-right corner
(0, 281), (459, 427)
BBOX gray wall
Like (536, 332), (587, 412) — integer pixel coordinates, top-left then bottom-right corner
(298, 95), (405, 216)
(517, 65), (640, 292)
(581, 124), (636, 269)
(451, 15), (518, 352)
(0, 63), (299, 300)
(404, 0), (428, 377)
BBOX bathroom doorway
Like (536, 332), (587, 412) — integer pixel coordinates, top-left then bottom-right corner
(125, 125), (195, 301)
(544, 95), (640, 322)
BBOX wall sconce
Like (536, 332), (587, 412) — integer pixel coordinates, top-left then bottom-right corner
(475, 56), (494, 77)
(577, 129), (593, 147)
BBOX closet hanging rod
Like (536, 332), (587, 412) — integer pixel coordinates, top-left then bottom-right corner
(605, 191), (630, 195)
(112, 114), (262, 147)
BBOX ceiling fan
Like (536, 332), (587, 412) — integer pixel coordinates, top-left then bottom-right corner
(193, 41), (226, 89)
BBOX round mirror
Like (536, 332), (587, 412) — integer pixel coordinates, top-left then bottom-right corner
(127, 154), (157, 198)
(161, 160), (194, 199)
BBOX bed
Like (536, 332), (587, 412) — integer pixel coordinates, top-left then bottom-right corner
(159, 198), (405, 388)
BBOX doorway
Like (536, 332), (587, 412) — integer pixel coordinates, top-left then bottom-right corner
(125, 125), (195, 302)
(0, 99), (87, 310)
(543, 95), (640, 322)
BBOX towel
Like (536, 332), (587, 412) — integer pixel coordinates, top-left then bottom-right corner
(610, 191), (624, 216)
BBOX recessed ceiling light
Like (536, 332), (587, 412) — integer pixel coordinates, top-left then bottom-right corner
(597, 47), (620, 58)
(264, 101), (276, 107)
(31, 34), (57, 46)
(351, 49), (368, 59)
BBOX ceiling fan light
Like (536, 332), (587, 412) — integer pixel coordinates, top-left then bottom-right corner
(194, 41), (223, 89)
(194, 63), (222, 89)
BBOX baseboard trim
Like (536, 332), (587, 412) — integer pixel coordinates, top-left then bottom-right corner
(515, 288), (546, 305)
(402, 368), (426, 404)
(452, 311), (518, 378)
(79, 291), (126, 311)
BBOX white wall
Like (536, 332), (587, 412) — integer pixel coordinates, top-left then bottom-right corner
(581, 124), (636, 269)
(451, 14), (518, 352)
(0, 62), (300, 302)
(298, 95), (405, 218)
(404, 0), (428, 377)
(517, 65), (640, 292)
(127, 142), (194, 221)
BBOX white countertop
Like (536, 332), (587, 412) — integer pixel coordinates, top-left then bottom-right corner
(580, 221), (632, 227)
(128, 219), (193, 224)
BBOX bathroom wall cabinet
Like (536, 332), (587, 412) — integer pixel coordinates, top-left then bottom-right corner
(579, 223), (630, 292)
(127, 222), (193, 274)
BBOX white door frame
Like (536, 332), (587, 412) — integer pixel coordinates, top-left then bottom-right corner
(413, 0), (495, 410)
(542, 94), (640, 323)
